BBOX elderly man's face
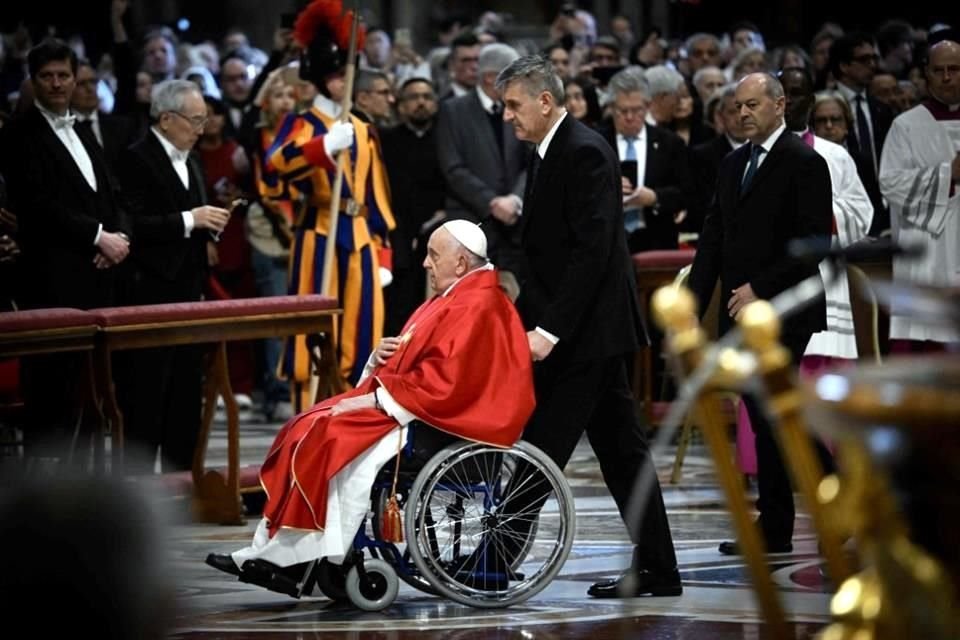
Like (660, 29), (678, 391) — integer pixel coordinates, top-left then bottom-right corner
(503, 81), (553, 143)
(158, 90), (207, 151)
(423, 228), (464, 293)
(612, 90), (648, 138)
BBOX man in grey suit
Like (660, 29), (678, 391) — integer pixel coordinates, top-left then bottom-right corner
(436, 43), (528, 299)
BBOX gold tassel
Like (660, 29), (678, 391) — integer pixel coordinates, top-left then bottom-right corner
(380, 427), (404, 543)
(381, 494), (404, 543)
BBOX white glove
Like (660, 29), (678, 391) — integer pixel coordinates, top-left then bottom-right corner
(379, 266), (393, 287)
(323, 120), (355, 158)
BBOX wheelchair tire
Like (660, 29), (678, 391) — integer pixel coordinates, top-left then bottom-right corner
(405, 440), (575, 608)
(345, 558), (399, 612)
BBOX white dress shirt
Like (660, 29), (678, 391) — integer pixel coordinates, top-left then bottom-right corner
(532, 111), (569, 346)
(36, 102), (97, 192)
(36, 102), (101, 244)
(151, 128), (195, 237)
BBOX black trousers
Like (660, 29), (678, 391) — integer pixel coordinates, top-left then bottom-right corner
(741, 332), (835, 543)
(520, 352), (677, 572)
(114, 268), (204, 474)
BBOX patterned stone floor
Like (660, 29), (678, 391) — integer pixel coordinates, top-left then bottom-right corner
(154, 413), (834, 639)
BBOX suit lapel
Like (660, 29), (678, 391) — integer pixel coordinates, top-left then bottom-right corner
(521, 115), (572, 239)
(144, 132), (192, 206)
(28, 107), (97, 195)
(468, 92), (501, 164)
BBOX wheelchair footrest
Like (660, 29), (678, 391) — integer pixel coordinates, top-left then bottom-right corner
(239, 559), (317, 598)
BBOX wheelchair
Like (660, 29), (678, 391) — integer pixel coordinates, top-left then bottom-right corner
(288, 424), (577, 611)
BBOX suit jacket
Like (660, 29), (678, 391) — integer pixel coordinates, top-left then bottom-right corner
(435, 90), (528, 274)
(0, 106), (129, 309)
(97, 112), (139, 173)
(517, 115), (647, 363)
(687, 129), (832, 342)
(599, 122), (694, 251)
(688, 134), (736, 235)
(117, 130), (209, 301)
(846, 96), (894, 235)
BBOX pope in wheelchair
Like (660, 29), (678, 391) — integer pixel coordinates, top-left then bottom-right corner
(206, 221), (575, 609)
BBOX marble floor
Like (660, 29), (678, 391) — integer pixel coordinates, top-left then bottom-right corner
(153, 411), (834, 640)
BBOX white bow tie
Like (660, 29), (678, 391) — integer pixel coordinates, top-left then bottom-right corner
(52, 113), (77, 130)
(169, 149), (190, 163)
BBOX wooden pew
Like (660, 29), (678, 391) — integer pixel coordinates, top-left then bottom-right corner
(633, 249), (696, 425)
(90, 295), (342, 524)
(0, 308), (102, 463)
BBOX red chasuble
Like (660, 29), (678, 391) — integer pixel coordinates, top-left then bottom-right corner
(260, 268), (535, 535)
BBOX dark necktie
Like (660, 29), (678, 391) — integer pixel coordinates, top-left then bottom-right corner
(854, 94), (875, 171)
(740, 144), (765, 192)
(487, 103), (504, 158)
(525, 150), (541, 204)
(74, 118), (93, 139)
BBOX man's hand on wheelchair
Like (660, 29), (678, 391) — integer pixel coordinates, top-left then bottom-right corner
(527, 331), (555, 362)
(331, 393), (377, 416)
(374, 336), (402, 365)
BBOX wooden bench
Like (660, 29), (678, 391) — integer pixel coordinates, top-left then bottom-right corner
(0, 308), (103, 462)
(633, 249), (696, 426)
(90, 295), (342, 524)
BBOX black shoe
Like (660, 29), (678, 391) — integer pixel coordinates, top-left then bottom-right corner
(587, 567), (683, 598)
(205, 553), (241, 576)
(718, 539), (793, 555)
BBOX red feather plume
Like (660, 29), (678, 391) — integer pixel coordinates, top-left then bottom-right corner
(293, 0), (365, 52)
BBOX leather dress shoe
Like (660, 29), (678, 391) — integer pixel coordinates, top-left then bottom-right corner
(718, 539), (793, 556)
(206, 553), (241, 576)
(588, 567), (682, 598)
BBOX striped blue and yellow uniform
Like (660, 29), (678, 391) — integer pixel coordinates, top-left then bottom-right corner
(269, 108), (394, 388)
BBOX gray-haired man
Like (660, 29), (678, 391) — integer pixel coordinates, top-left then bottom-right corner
(436, 42), (528, 299)
(114, 79), (229, 474)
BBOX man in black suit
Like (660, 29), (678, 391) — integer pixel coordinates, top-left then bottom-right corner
(0, 38), (131, 464)
(436, 43), (528, 299)
(598, 67), (693, 253)
(115, 79), (229, 473)
(498, 55), (681, 598)
(829, 33), (895, 236)
(688, 72), (833, 555)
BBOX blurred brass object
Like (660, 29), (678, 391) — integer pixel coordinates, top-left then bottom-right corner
(807, 357), (960, 639)
(735, 300), (854, 586)
(652, 285), (789, 638)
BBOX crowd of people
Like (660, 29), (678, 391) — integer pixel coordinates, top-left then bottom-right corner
(0, 0), (958, 603)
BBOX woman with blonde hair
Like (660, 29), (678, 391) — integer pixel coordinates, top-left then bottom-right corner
(246, 64), (306, 420)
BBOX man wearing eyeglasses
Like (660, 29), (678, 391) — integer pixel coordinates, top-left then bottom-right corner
(353, 69), (396, 129)
(828, 32), (895, 236)
(599, 66), (693, 253)
(114, 79), (231, 474)
(0, 38), (131, 466)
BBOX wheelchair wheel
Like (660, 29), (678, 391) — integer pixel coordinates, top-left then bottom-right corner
(345, 558), (399, 611)
(405, 440), (575, 608)
(370, 485), (442, 596)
